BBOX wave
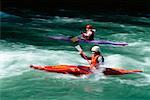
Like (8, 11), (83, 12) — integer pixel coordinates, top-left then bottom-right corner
(0, 41), (87, 79)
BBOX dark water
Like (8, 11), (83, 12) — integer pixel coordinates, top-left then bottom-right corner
(0, 11), (150, 100)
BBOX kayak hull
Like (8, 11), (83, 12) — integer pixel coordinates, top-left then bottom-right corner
(30, 65), (142, 76)
(30, 65), (91, 76)
(47, 36), (128, 46)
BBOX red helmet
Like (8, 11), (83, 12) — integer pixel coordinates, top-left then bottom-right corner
(86, 24), (93, 29)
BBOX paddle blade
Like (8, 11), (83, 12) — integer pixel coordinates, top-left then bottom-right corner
(70, 37), (79, 43)
(75, 45), (82, 52)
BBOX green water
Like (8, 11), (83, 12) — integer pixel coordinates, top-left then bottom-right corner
(0, 11), (150, 100)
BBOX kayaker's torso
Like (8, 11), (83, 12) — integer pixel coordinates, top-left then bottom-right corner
(90, 54), (100, 68)
(82, 29), (94, 40)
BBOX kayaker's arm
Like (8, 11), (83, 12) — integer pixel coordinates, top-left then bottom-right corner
(98, 55), (104, 65)
(75, 45), (91, 65)
(80, 52), (91, 60)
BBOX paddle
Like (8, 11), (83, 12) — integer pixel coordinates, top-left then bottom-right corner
(70, 37), (79, 43)
(75, 45), (91, 65)
(75, 44), (105, 65)
(70, 34), (82, 43)
(70, 32), (106, 43)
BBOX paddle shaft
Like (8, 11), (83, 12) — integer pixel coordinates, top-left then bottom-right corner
(75, 45), (91, 65)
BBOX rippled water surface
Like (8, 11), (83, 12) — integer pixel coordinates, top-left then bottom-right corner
(1, 11), (150, 100)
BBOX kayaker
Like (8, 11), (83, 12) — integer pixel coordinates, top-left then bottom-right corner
(78, 45), (104, 69)
(81, 24), (96, 41)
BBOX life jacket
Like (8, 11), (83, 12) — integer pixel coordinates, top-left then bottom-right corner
(88, 32), (94, 40)
(90, 54), (100, 68)
(82, 30), (94, 40)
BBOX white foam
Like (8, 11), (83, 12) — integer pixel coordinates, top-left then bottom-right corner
(53, 74), (78, 79)
(143, 47), (150, 52)
(128, 41), (150, 47)
(0, 39), (149, 81)
(115, 73), (150, 87)
(104, 54), (122, 67)
(0, 45), (88, 79)
(31, 16), (92, 24)
(53, 16), (92, 23)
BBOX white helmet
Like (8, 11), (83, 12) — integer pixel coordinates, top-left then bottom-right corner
(91, 46), (101, 52)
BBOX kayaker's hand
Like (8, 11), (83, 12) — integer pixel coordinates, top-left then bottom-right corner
(89, 66), (96, 70)
(75, 45), (82, 52)
(78, 51), (83, 55)
(80, 31), (84, 34)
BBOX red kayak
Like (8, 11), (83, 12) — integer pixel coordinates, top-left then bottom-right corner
(30, 65), (142, 76)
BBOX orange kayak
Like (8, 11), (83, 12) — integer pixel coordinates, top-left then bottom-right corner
(30, 65), (142, 76)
